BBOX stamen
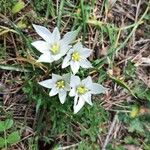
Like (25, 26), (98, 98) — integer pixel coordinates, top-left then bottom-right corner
(50, 43), (60, 54)
(56, 80), (65, 89)
(76, 85), (88, 95)
(71, 52), (80, 61)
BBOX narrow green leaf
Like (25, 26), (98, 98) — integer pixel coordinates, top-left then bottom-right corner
(110, 76), (137, 98)
(80, 0), (86, 43)
(7, 131), (20, 144)
(0, 65), (31, 72)
(12, 0), (25, 14)
(36, 98), (42, 113)
(57, 0), (65, 28)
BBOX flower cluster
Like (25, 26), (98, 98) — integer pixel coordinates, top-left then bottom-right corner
(32, 24), (106, 113)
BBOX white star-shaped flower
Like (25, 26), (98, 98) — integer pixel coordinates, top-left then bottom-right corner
(69, 75), (106, 114)
(39, 73), (70, 104)
(62, 42), (93, 74)
(31, 24), (78, 63)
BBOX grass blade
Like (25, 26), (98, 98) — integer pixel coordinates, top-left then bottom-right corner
(57, 0), (65, 29)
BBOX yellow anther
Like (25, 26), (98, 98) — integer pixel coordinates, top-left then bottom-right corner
(50, 43), (60, 54)
(71, 52), (80, 61)
(76, 85), (88, 95)
(56, 80), (65, 89)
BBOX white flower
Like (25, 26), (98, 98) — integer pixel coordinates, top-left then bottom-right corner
(69, 75), (106, 114)
(31, 24), (78, 63)
(62, 42), (93, 74)
(39, 73), (70, 104)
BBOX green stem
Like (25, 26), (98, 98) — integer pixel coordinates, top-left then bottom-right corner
(4, 130), (7, 149)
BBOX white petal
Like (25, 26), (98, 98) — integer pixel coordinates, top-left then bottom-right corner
(73, 42), (82, 51)
(38, 79), (54, 88)
(82, 93), (92, 105)
(59, 42), (70, 56)
(80, 59), (92, 68)
(51, 53), (62, 61)
(70, 61), (80, 74)
(63, 74), (71, 91)
(63, 73), (71, 83)
(74, 97), (85, 114)
(62, 30), (78, 44)
(70, 75), (80, 87)
(89, 83), (106, 94)
(37, 53), (54, 63)
(82, 76), (93, 87)
(33, 24), (52, 43)
(66, 48), (74, 56)
(79, 48), (92, 58)
(31, 41), (49, 53)
(74, 95), (78, 106)
(52, 74), (62, 81)
(69, 88), (76, 97)
(64, 83), (70, 91)
(62, 56), (70, 68)
(58, 90), (67, 104)
(52, 27), (60, 42)
(49, 88), (58, 96)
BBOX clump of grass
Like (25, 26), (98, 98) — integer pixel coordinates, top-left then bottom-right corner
(0, 0), (17, 14)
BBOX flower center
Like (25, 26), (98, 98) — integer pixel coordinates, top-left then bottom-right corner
(56, 80), (65, 89)
(76, 85), (88, 95)
(50, 43), (60, 54)
(71, 52), (80, 61)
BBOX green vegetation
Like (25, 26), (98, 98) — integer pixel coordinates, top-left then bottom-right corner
(0, 0), (150, 149)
